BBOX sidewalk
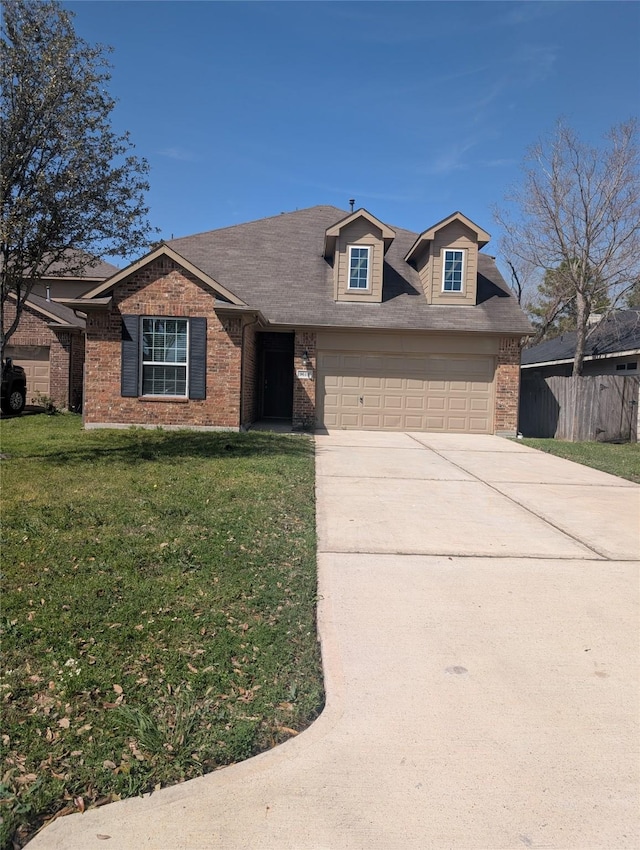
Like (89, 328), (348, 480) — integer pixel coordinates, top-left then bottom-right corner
(28, 433), (640, 849)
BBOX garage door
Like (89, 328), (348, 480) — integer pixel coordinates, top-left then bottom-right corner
(318, 351), (494, 433)
(5, 346), (50, 399)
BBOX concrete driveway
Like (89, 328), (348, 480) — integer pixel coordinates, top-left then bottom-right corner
(29, 433), (639, 850)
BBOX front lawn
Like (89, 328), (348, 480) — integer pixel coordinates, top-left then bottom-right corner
(0, 415), (323, 848)
(520, 437), (640, 484)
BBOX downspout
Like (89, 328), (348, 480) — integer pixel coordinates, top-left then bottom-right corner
(239, 314), (260, 431)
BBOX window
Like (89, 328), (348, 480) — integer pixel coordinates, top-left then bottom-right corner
(617, 362), (637, 371)
(121, 315), (207, 400)
(442, 249), (464, 292)
(348, 246), (371, 290)
(141, 318), (188, 395)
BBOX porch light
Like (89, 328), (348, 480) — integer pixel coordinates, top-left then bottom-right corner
(302, 350), (311, 367)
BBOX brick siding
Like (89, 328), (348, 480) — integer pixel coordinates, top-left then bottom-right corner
(241, 320), (258, 428)
(83, 258), (245, 429)
(293, 331), (316, 429)
(3, 300), (83, 410)
(494, 335), (522, 435)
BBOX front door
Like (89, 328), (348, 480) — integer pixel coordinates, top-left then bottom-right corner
(263, 349), (293, 418)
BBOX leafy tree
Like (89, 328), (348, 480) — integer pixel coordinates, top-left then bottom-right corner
(625, 280), (640, 308)
(0, 0), (155, 358)
(495, 120), (640, 374)
(528, 260), (610, 342)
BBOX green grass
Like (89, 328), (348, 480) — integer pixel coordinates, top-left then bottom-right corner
(0, 415), (323, 849)
(520, 438), (640, 483)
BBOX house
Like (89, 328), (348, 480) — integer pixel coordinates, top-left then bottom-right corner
(65, 206), (531, 434)
(4, 258), (119, 410)
(519, 310), (640, 441)
(521, 310), (640, 377)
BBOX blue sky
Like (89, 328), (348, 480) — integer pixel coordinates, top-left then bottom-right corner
(66, 0), (639, 257)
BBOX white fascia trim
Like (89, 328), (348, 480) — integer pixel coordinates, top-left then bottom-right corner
(521, 347), (640, 368)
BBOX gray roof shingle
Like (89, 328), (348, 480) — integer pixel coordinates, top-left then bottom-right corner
(521, 310), (640, 365)
(167, 205), (531, 334)
(26, 293), (86, 328)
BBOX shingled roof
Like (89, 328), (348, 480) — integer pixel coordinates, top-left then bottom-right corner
(168, 205), (531, 335)
(25, 292), (86, 329)
(521, 310), (640, 366)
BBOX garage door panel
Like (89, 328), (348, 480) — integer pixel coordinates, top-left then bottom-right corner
(363, 395), (382, 409)
(5, 345), (50, 398)
(318, 351), (495, 433)
(384, 396), (403, 410)
(385, 377), (403, 389)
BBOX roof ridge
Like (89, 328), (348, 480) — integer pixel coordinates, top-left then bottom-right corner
(169, 205), (349, 243)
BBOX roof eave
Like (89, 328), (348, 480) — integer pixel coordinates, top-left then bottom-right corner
(57, 297), (113, 310)
(522, 347), (640, 368)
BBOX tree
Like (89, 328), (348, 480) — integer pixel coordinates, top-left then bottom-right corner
(495, 120), (640, 374)
(625, 280), (640, 308)
(1, 0), (155, 358)
(528, 260), (610, 343)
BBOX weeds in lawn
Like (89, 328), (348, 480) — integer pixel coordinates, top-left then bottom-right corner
(0, 415), (323, 847)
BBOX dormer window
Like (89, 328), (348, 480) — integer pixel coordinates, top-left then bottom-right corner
(348, 245), (371, 290)
(443, 249), (464, 292)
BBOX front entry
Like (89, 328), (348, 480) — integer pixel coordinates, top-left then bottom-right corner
(260, 333), (294, 419)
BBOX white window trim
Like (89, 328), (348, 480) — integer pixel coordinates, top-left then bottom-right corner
(442, 248), (465, 293)
(140, 316), (189, 397)
(347, 244), (372, 291)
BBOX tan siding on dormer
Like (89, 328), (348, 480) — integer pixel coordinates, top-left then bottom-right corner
(334, 219), (384, 303)
(413, 246), (432, 304)
(430, 221), (478, 306)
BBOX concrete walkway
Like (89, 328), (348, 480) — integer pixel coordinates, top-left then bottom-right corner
(29, 433), (639, 849)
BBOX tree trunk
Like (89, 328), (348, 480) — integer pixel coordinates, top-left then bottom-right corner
(569, 291), (590, 441)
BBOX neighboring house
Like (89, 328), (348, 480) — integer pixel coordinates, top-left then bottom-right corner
(519, 311), (640, 441)
(521, 310), (640, 377)
(4, 258), (119, 410)
(64, 206), (531, 434)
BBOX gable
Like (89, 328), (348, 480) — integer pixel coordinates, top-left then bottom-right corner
(324, 208), (395, 304)
(406, 214), (491, 307)
(83, 244), (246, 306)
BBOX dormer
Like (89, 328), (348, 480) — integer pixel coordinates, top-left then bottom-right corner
(324, 209), (395, 303)
(405, 212), (490, 306)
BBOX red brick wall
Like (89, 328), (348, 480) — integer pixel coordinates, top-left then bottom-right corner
(83, 258), (244, 429)
(495, 336), (522, 434)
(241, 320), (258, 428)
(69, 331), (85, 411)
(293, 331), (316, 429)
(3, 300), (82, 410)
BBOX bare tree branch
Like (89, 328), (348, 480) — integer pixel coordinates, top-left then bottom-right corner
(494, 119), (640, 375)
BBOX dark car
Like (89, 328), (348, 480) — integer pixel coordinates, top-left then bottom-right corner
(1, 358), (27, 415)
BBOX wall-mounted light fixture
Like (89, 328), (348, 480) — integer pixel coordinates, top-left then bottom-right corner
(302, 349), (311, 367)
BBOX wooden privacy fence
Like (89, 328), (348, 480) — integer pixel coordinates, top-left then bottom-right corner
(519, 374), (639, 442)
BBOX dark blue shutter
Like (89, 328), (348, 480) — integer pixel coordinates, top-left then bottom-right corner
(189, 317), (207, 399)
(121, 315), (139, 397)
